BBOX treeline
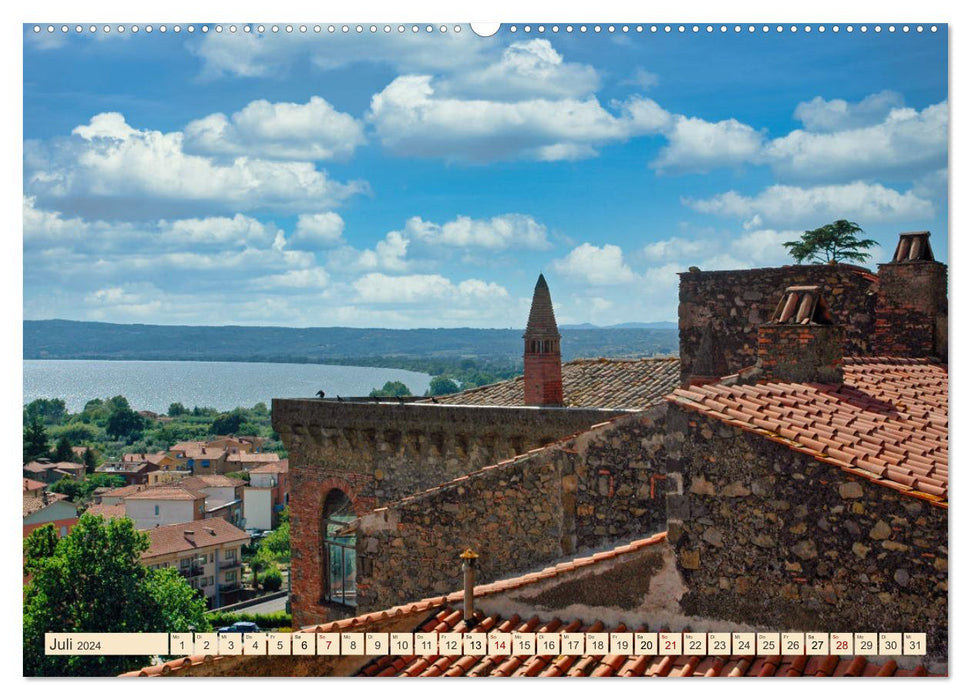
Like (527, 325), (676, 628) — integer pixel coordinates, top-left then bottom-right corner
(23, 395), (285, 465)
(25, 320), (679, 364)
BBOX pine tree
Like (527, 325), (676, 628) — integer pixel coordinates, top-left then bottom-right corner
(23, 419), (50, 463)
(784, 220), (879, 265)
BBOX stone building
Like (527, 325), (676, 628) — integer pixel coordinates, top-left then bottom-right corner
(262, 231), (948, 672)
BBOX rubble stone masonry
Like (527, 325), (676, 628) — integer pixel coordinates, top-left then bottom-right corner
(679, 265), (877, 385)
(355, 408), (672, 613)
(664, 409), (948, 660)
(273, 398), (629, 627)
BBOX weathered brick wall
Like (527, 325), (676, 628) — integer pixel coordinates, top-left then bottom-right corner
(875, 262), (948, 360)
(679, 265), (877, 385)
(664, 409), (948, 660)
(273, 399), (629, 627)
(356, 409), (671, 613)
(757, 324), (843, 384)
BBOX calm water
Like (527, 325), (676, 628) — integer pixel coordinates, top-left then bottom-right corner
(23, 360), (431, 413)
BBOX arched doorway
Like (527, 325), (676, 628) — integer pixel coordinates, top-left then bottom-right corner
(321, 489), (356, 608)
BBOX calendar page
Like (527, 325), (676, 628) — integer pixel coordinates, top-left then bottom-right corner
(21, 3), (950, 682)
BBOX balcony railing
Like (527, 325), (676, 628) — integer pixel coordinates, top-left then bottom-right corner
(179, 565), (204, 578)
(219, 559), (241, 570)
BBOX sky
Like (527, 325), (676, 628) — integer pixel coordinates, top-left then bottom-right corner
(22, 23), (948, 328)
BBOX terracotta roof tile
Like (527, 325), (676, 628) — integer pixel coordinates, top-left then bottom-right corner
(23, 491), (70, 518)
(669, 358), (948, 505)
(23, 478), (46, 492)
(142, 518), (249, 559)
(85, 502), (127, 519)
(426, 357), (680, 410)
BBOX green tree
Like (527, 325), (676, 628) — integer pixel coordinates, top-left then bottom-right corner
(23, 418), (50, 463)
(784, 220), (879, 265)
(368, 380), (412, 398)
(167, 402), (188, 417)
(427, 376), (460, 396)
(210, 409), (245, 435)
(83, 447), (98, 473)
(106, 406), (145, 441)
(258, 564), (283, 592)
(23, 513), (210, 677)
(24, 398), (67, 426)
(23, 523), (60, 577)
(53, 436), (74, 463)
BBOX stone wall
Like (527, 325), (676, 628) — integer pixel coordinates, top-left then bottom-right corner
(355, 409), (671, 614)
(274, 399), (630, 627)
(679, 265), (877, 385)
(875, 261), (948, 361)
(664, 408), (948, 660)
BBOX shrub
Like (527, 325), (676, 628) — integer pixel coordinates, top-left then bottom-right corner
(258, 565), (283, 592)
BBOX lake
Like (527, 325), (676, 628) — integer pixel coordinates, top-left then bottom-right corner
(22, 359), (432, 413)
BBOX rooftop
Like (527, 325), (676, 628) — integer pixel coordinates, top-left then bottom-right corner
(23, 478), (46, 492)
(23, 492), (70, 518)
(427, 357), (680, 410)
(249, 459), (289, 475)
(142, 518), (250, 559)
(125, 486), (207, 502)
(669, 357), (947, 505)
(85, 502), (127, 520)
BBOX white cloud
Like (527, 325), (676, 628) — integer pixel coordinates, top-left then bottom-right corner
(253, 268), (331, 290)
(794, 90), (905, 132)
(685, 181), (934, 226)
(352, 273), (508, 305)
(26, 112), (366, 219)
(439, 40), (600, 100)
(355, 231), (411, 272)
(183, 97), (365, 161)
(622, 67), (660, 90)
(652, 116), (765, 174)
(551, 243), (636, 285)
(192, 30), (492, 80)
(404, 213), (550, 250)
(642, 237), (708, 263)
(290, 212), (346, 249)
(367, 76), (667, 162)
(765, 100), (947, 182)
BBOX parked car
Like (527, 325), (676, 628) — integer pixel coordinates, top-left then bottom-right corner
(217, 621), (261, 633)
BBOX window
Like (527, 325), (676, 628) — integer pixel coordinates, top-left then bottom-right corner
(322, 489), (356, 607)
(202, 460), (210, 467)
(225, 549), (236, 561)
(180, 558), (191, 569)
(154, 505), (160, 516)
(225, 571), (236, 584)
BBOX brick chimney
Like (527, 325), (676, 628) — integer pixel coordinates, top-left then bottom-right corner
(875, 232), (947, 361)
(756, 286), (843, 384)
(523, 274), (564, 406)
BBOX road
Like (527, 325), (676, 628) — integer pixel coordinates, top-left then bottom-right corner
(230, 594), (288, 615)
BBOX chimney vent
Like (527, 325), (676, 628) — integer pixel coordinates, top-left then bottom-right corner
(460, 548), (479, 625)
(756, 286), (843, 384)
(890, 231), (934, 263)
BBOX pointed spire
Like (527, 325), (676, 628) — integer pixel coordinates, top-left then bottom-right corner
(525, 274), (560, 339)
(523, 274), (564, 406)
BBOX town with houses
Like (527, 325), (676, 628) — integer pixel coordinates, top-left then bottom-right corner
(24, 435), (289, 609)
(23, 230), (946, 678)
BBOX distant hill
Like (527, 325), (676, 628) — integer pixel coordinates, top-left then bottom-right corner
(561, 321), (678, 330)
(24, 320), (679, 364)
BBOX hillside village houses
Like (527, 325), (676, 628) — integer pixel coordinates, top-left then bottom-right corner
(126, 231), (948, 677)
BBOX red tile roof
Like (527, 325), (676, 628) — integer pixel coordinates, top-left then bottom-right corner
(226, 452), (281, 464)
(126, 486), (207, 501)
(669, 357), (947, 505)
(356, 611), (933, 678)
(23, 478), (46, 492)
(142, 518), (250, 559)
(177, 475), (245, 489)
(85, 502), (127, 519)
(248, 459), (289, 474)
(426, 357), (680, 410)
(102, 483), (151, 499)
(23, 492), (70, 518)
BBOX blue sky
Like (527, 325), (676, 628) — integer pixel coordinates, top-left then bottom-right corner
(22, 23), (948, 328)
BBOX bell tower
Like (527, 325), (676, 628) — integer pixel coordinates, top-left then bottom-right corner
(523, 274), (564, 406)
